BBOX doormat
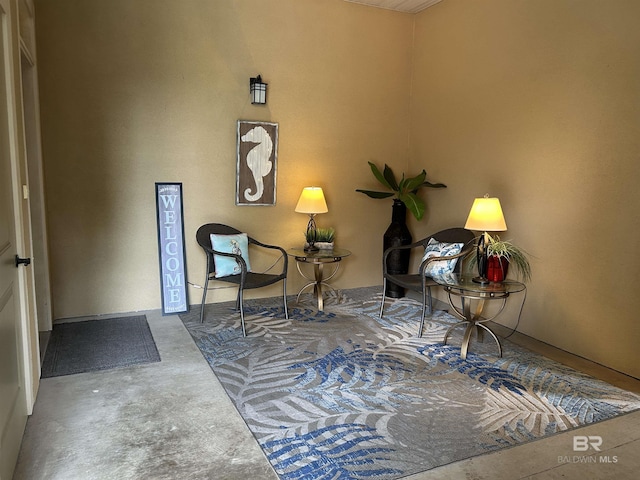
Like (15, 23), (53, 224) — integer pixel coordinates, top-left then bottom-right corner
(41, 315), (161, 378)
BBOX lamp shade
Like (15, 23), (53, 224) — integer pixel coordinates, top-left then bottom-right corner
(295, 187), (328, 214)
(464, 197), (507, 231)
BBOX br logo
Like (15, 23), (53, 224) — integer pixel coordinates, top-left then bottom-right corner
(573, 435), (603, 452)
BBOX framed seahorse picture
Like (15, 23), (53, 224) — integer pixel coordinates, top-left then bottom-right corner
(236, 120), (278, 206)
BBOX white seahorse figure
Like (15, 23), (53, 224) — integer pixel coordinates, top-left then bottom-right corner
(241, 126), (273, 202)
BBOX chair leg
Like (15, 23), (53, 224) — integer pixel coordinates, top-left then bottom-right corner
(238, 288), (247, 337)
(200, 274), (210, 323)
(419, 288), (426, 337)
(418, 286), (433, 337)
(379, 278), (387, 318)
(282, 279), (289, 319)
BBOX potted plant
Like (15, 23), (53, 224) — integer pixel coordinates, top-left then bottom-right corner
(305, 227), (335, 250)
(468, 234), (532, 283)
(356, 161), (446, 297)
(356, 162), (446, 220)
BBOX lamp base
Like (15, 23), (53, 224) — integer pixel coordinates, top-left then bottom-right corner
(472, 276), (490, 285)
(473, 233), (490, 285)
(304, 244), (319, 253)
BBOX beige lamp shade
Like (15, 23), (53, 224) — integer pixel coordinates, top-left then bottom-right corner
(295, 187), (328, 214)
(464, 197), (507, 231)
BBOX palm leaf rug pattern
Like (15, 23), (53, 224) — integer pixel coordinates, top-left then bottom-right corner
(180, 287), (640, 479)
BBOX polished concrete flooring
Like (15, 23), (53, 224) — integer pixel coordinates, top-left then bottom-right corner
(14, 298), (640, 480)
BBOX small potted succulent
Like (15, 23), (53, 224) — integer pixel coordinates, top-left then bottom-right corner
(305, 227), (335, 250)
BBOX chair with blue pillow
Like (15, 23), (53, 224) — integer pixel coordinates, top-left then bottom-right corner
(379, 227), (475, 336)
(196, 223), (288, 336)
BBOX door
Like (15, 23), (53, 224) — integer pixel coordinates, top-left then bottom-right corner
(21, 47), (52, 334)
(0, 0), (28, 478)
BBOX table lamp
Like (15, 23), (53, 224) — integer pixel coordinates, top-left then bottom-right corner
(464, 195), (507, 284)
(295, 187), (328, 252)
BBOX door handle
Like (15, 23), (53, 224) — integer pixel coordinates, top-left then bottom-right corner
(15, 255), (31, 267)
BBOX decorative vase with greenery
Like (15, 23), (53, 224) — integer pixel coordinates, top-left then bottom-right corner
(355, 162), (447, 220)
(356, 162), (446, 297)
(468, 234), (532, 283)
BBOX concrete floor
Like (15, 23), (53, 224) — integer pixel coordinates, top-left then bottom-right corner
(13, 303), (640, 480)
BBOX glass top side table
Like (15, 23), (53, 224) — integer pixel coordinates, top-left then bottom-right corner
(431, 273), (526, 359)
(287, 248), (352, 311)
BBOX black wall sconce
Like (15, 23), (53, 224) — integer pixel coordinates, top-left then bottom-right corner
(250, 75), (267, 104)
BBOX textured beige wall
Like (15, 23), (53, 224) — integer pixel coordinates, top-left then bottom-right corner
(411, 0), (640, 378)
(36, 0), (640, 378)
(35, 0), (414, 318)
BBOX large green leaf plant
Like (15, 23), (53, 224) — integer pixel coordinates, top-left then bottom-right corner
(356, 162), (446, 220)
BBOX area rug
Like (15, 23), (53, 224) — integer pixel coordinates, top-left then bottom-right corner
(41, 315), (161, 378)
(180, 287), (640, 479)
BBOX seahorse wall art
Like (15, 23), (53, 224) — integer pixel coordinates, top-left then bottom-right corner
(241, 125), (273, 202)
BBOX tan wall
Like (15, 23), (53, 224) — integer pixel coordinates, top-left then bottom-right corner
(36, 0), (640, 378)
(410, 0), (640, 378)
(35, 0), (414, 318)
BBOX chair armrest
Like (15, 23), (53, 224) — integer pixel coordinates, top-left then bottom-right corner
(247, 238), (288, 273)
(249, 237), (285, 253)
(418, 245), (474, 276)
(382, 241), (428, 274)
(201, 245), (249, 277)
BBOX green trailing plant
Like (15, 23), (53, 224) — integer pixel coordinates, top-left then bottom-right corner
(305, 227), (335, 243)
(356, 162), (446, 220)
(468, 234), (532, 282)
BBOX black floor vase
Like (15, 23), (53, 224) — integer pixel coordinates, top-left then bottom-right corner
(383, 199), (412, 298)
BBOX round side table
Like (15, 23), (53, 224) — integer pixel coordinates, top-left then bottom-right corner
(431, 273), (526, 359)
(287, 248), (351, 311)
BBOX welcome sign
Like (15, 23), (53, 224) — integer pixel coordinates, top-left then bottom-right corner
(155, 183), (189, 315)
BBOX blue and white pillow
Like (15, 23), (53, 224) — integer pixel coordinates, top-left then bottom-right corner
(210, 233), (252, 278)
(421, 238), (464, 277)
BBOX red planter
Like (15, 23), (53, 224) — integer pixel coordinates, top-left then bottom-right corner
(486, 255), (509, 283)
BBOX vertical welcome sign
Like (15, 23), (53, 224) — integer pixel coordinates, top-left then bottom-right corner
(155, 183), (189, 315)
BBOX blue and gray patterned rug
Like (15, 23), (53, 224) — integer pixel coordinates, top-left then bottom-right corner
(180, 287), (640, 479)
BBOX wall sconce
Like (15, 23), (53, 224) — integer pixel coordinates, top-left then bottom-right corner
(295, 187), (328, 252)
(250, 75), (267, 104)
(464, 195), (507, 284)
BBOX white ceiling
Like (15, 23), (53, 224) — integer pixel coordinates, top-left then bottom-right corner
(343, 0), (442, 14)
